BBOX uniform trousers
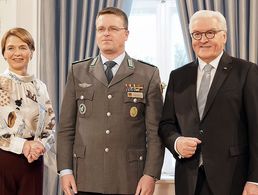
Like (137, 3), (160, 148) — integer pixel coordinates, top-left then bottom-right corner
(194, 165), (213, 195)
(78, 192), (133, 195)
(0, 149), (43, 195)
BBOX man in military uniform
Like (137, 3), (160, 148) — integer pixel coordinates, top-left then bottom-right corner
(57, 7), (164, 195)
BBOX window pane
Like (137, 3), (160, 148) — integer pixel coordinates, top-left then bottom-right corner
(127, 0), (189, 178)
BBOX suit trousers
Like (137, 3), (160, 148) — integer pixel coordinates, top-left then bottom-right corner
(195, 166), (213, 195)
(0, 149), (43, 195)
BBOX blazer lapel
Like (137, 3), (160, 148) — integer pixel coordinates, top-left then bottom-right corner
(202, 52), (233, 120)
(109, 54), (134, 87)
(89, 56), (108, 86)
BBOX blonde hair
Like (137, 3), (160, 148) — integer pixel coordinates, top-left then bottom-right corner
(1, 27), (35, 56)
(96, 7), (128, 29)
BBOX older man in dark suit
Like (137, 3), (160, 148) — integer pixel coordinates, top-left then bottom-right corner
(159, 10), (258, 195)
(57, 7), (164, 195)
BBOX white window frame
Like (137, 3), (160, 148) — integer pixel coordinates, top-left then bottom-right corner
(127, 0), (189, 178)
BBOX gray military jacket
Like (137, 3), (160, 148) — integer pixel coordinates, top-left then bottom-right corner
(57, 54), (164, 194)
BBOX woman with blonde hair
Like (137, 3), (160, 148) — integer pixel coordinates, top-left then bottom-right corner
(0, 27), (55, 195)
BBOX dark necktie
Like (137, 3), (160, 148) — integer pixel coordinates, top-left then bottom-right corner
(105, 61), (116, 84)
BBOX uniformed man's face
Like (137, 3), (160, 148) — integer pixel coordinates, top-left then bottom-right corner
(96, 14), (129, 57)
(191, 17), (227, 63)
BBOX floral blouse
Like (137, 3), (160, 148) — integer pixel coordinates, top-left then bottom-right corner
(0, 69), (55, 154)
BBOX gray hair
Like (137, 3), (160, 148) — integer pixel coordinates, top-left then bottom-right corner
(189, 10), (227, 33)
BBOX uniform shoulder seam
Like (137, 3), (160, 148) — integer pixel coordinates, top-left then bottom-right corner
(72, 57), (93, 65)
(137, 59), (156, 67)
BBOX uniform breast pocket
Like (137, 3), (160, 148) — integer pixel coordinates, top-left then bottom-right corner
(124, 95), (146, 121)
(76, 89), (94, 118)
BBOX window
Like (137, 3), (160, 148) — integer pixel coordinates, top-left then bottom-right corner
(126, 0), (188, 178)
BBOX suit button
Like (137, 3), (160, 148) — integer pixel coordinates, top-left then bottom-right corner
(133, 98), (137, 103)
(139, 156), (143, 161)
(106, 130), (110, 134)
(107, 112), (111, 117)
(200, 130), (204, 135)
(107, 94), (112, 99)
(80, 95), (84, 100)
(73, 153), (77, 157)
(105, 148), (109, 152)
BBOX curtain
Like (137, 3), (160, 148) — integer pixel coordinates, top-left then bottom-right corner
(40, 1), (132, 194)
(176, 0), (258, 64)
(40, 0), (132, 118)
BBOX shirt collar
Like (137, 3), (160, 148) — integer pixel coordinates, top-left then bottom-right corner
(101, 52), (126, 66)
(198, 51), (223, 71)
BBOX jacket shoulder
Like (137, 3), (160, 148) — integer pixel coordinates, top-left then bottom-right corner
(137, 60), (156, 68)
(72, 57), (93, 65)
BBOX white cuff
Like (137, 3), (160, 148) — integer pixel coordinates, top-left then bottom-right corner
(9, 136), (27, 154)
(60, 169), (73, 177)
(247, 181), (258, 186)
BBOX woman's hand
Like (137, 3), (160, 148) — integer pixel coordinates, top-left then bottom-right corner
(22, 140), (45, 163)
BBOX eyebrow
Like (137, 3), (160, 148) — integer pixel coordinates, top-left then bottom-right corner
(192, 28), (218, 32)
(6, 44), (28, 47)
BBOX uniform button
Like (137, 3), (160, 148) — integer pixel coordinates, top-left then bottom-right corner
(73, 153), (77, 158)
(80, 95), (84, 100)
(133, 98), (137, 103)
(105, 148), (109, 152)
(107, 112), (111, 117)
(139, 156), (143, 161)
(107, 94), (112, 99)
(200, 130), (204, 135)
(106, 130), (110, 134)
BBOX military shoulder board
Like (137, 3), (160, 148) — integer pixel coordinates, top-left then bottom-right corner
(137, 60), (156, 67)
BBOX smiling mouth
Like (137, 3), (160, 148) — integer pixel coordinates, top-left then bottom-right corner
(200, 46), (211, 48)
(12, 58), (24, 62)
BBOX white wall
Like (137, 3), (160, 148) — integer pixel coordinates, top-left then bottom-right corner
(0, 0), (38, 75)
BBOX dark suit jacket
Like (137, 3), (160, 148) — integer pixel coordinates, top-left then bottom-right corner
(57, 53), (164, 194)
(159, 52), (258, 195)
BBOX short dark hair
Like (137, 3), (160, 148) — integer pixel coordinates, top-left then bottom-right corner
(96, 7), (128, 29)
(1, 27), (35, 56)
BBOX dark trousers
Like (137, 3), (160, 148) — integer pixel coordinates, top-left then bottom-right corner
(195, 166), (213, 195)
(0, 149), (43, 195)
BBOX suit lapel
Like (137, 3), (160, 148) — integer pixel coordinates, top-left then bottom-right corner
(89, 56), (108, 86)
(190, 60), (199, 119)
(202, 52), (233, 120)
(109, 54), (134, 87)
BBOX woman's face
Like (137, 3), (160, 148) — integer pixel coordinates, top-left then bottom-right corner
(3, 35), (33, 75)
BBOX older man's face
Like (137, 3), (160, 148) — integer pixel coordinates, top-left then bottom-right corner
(191, 17), (227, 63)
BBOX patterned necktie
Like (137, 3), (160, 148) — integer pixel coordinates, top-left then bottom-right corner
(197, 64), (213, 119)
(104, 61), (116, 84)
